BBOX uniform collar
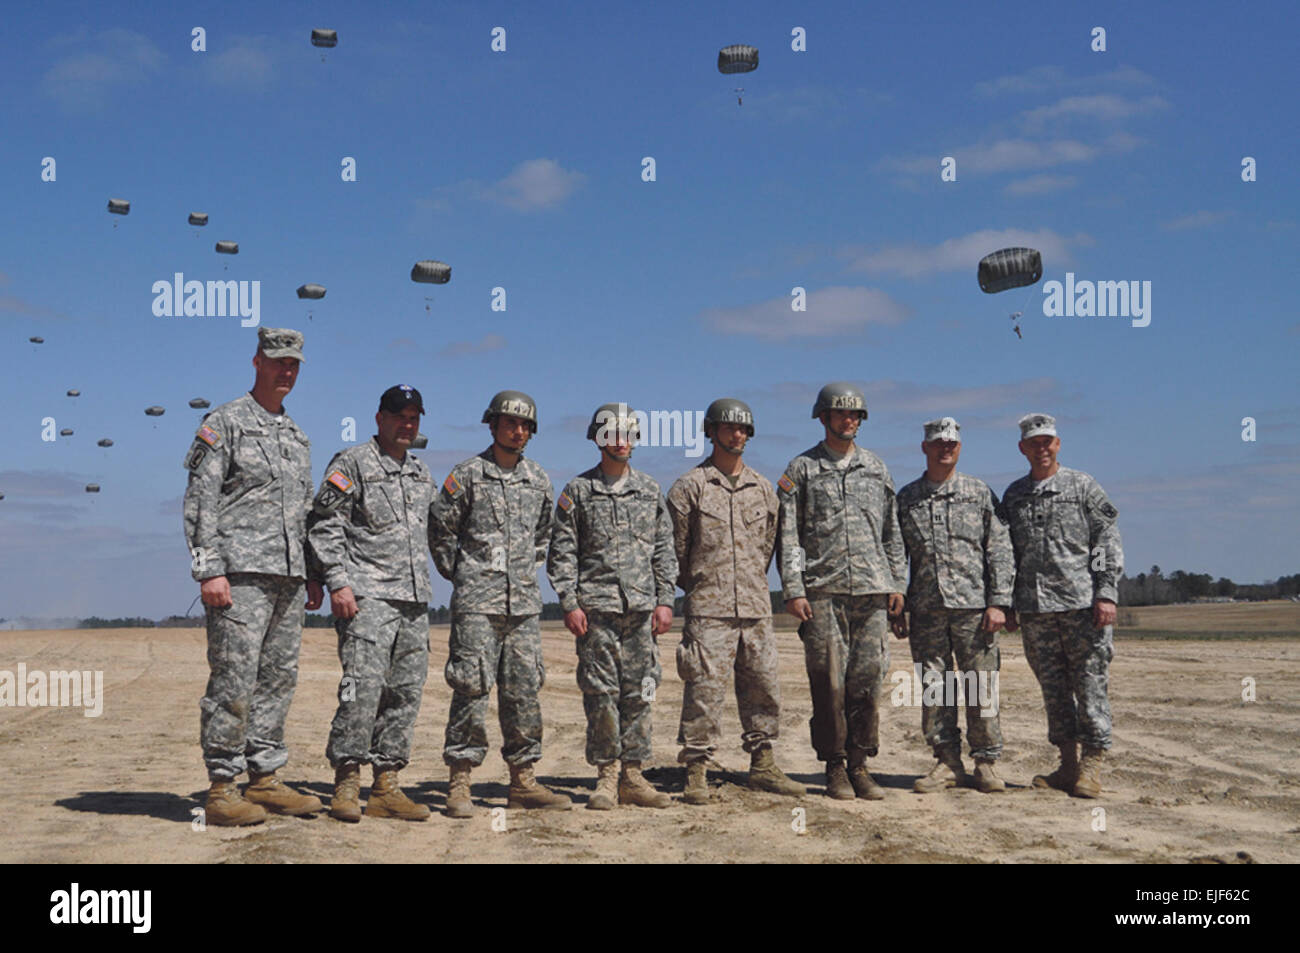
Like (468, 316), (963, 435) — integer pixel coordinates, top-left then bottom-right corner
(369, 437), (412, 475)
(479, 446), (527, 482)
(814, 441), (861, 471)
(702, 458), (757, 488)
(586, 464), (640, 495)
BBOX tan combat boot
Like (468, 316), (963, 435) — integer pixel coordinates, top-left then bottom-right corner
(205, 779), (268, 826)
(913, 744), (967, 793)
(683, 760), (710, 805)
(329, 764), (362, 823)
(244, 771), (325, 816)
(445, 761), (474, 819)
(748, 747), (806, 797)
(366, 767), (431, 821)
(587, 761), (620, 811)
(1032, 742), (1079, 792)
(1073, 746), (1105, 798)
(824, 758), (855, 800)
(508, 763), (573, 810)
(619, 761), (672, 808)
(849, 759), (886, 800)
(973, 759), (1006, 793)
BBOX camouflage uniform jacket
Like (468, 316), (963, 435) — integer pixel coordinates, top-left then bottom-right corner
(896, 471), (1015, 612)
(429, 447), (553, 615)
(776, 442), (906, 601)
(183, 392), (314, 581)
(666, 459), (776, 618)
(547, 465), (678, 614)
(306, 438), (434, 603)
(1002, 466), (1123, 612)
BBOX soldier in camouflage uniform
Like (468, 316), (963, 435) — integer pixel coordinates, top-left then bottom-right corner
(429, 390), (571, 816)
(183, 327), (325, 826)
(308, 385), (436, 823)
(776, 382), (907, 800)
(1003, 413), (1123, 798)
(548, 404), (678, 809)
(666, 398), (805, 804)
(894, 417), (1015, 794)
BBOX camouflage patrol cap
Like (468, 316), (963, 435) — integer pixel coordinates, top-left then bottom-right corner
(704, 398), (755, 437)
(482, 390), (538, 432)
(1018, 413), (1057, 440)
(812, 382), (867, 420)
(257, 327), (305, 362)
(587, 402), (641, 443)
(923, 417), (961, 443)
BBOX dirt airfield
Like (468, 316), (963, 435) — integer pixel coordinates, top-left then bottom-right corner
(2, 602), (1297, 864)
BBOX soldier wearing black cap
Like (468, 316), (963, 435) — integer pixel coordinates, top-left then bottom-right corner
(307, 384), (438, 822)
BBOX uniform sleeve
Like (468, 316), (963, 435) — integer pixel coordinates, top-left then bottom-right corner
(429, 468), (469, 581)
(880, 472), (907, 593)
(762, 482), (779, 571)
(1084, 479), (1123, 604)
(652, 492), (679, 608)
(182, 413), (231, 581)
(775, 463), (805, 602)
(665, 477), (694, 592)
(983, 486), (1015, 607)
(534, 473), (554, 574)
(302, 436), (325, 585)
(546, 484), (580, 613)
(306, 452), (359, 592)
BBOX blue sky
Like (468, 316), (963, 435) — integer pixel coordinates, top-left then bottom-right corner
(1, 0), (1296, 620)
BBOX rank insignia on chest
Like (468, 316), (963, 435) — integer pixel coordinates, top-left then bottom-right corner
(197, 425), (221, 448)
(777, 473), (795, 493)
(443, 472), (462, 496)
(327, 471), (354, 493)
(558, 491), (573, 512)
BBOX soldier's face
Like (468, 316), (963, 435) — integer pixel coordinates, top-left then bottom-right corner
(377, 407), (421, 448)
(923, 439), (960, 467)
(253, 353), (299, 396)
(1019, 435), (1060, 470)
(824, 409), (862, 440)
(712, 421), (749, 455)
(492, 414), (532, 453)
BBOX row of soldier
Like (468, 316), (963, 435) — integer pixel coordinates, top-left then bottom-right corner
(184, 327), (1123, 825)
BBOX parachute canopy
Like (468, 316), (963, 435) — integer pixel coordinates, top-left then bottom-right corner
(67, 389), (80, 397)
(29, 336), (44, 344)
(215, 241), (239, 255)
(311, 28), (338, 48)
(107, 198), (130, 215)
(59, 428), (74, 436)
(144, 406), (165, 417)
(411, 433), (429, 449)
(297, 283), (327, 300)
(978, 247), (1042, 294)
(188, 212), (209, 226)
(97, 438), (114, 447)
(411, 260), (451, 284)
(718, 45), (759, 74)
(85, 484), (100, 493)
(189, 398), (211, 409)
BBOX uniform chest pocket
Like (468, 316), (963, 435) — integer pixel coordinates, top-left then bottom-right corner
(808, 474), (842, 516)
(845, 470), (882, 514)
(363, 479), (401, 528)
(699, 492), (730, 523)
(949, 498), (985, 542)
(742, 501), (767, 527)
(509, 485), (545, 527)
(584, 496), (616, 541)
(628, 498), (658, 542)
(233, 432), (274, 487)
(1047, 493), (1086, 538)
(901, 500), (932, 540)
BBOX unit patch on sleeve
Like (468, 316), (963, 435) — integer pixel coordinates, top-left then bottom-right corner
(185, 443), (208, 471)
(777, 473), (795, 493)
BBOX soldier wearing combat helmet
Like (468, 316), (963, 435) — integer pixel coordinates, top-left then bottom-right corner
(667, 398), (804, 803)
(428, 390), (571, 816)
(775, 382), (907, 800)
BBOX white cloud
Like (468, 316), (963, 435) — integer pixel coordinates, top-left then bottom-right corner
(1019, 94), (1168, 129)
(200, 35), (276, 89)
(879, 133), (1141, 177)
(485, 159), (585, 211)
(41, 28), (164, 111)
(844, 228), (1088, 278)
(701, 286), (909, 341)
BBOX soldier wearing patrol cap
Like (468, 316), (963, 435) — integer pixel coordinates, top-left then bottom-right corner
(895, 417), (1015, 794)
(1002, 413), (1123, 798)
(428, 390), (571, 816)
(547, 403), (678, 809)
(775, 382), (907, 800)
(308, 385), (436, 823)
(182, 326), (325, 826)
(666, 398), (805, 804)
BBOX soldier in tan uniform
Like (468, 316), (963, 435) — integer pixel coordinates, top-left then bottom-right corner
(667, 398), (805, 804)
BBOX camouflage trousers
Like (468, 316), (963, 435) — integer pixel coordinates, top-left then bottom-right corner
(908, 609), (1002, 761)
(1020, 609), (1113, 749)
(577, 609), (662, 766)
(326, 597), (429, 771)
(799, 593), (890, 764)
(676, 616), (781, 762)
(443, 613), (545, 767)
(199, 573), (305, 781)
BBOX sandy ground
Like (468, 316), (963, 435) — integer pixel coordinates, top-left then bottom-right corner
(2, 607), (1297, 863)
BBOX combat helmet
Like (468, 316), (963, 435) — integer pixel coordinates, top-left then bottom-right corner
(482, 390), (539, 432)
(811, 382), (867, 421)
(704, 398), (755, 437)
(586, 402), (641, 444)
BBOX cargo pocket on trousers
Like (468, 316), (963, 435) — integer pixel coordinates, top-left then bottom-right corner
(445, 653), (488, 697)
(676, 636), (703, 682)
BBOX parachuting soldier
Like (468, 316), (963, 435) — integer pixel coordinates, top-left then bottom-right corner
(666, 398), (804, 804)
(894, 417), (1014, 794)
(1003, 414), (1122, 798)
(429, 391), (571, 816)
(308, 385), (436, 823)
(776, 382), (907, 800)
(547, 404), (678, 809)
(183, 327), (325, 825)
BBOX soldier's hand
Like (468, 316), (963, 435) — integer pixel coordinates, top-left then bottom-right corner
(305, 580), (324, 611)
(651, 605), (674, 636)
(565, 608), (588, 637)
(1004, 609), (1019, 632)
(786, 598), (813, 622)
(200, 575), (233, 609)
(890, 613), (909, 640)
(982, 607), (1006, 634)
(887, 592), (905, 616)
(1093, 599), (1117, 628)
(331, 586), (359, 620)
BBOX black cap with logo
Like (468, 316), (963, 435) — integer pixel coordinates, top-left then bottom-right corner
(379, 384), (424, 414)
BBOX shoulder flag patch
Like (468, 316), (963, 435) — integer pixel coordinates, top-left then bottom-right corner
(443, 472), (462, 496)
(557, 491), (573, 512)
(327, 470), (354, 493)
(777, 473), (795, 493)
(197, 424), (221, 448)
